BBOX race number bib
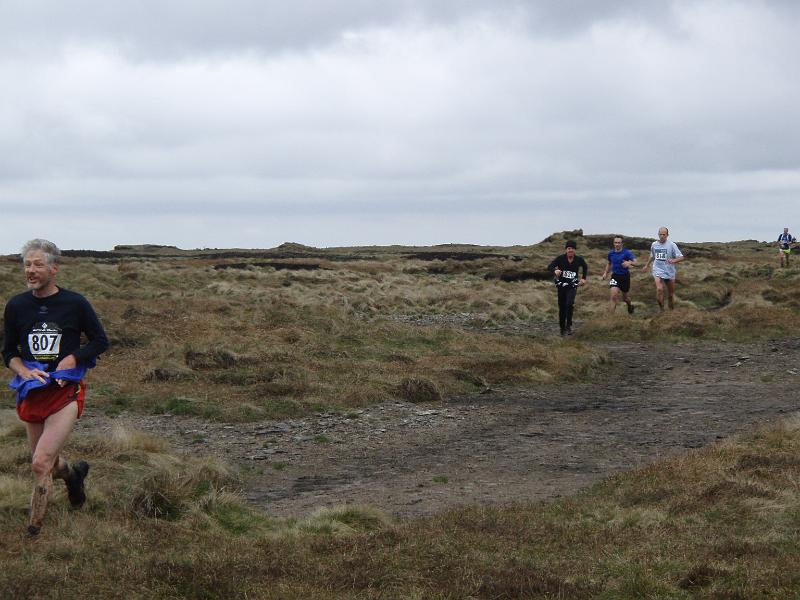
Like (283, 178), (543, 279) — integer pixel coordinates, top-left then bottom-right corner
(28, 322), (62, 361)
(654, 250), (669, 261)
(562, 270), (577, 279)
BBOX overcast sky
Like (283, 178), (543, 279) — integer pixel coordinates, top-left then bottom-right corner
(1, 0), (798, 252)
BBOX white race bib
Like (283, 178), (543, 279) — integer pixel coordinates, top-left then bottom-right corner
(562, 270), (577, 279)
(28, 322), (62, 360)
(654, 251), (669, 261)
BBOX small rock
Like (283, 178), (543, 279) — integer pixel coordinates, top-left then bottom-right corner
(259, 423), (292, 433)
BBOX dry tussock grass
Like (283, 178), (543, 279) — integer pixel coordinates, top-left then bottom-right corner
(1, 404), (800, 596)
(4, 237), (798, 421)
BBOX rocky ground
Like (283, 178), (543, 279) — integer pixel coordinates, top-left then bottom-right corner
(79, 336), (800, 518)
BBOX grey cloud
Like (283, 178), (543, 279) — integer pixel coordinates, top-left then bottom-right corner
(0, 0), (799, 253)
(0, 0), (728, 58)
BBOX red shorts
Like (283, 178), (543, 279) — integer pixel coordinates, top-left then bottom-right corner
(17, 381), (86, 424)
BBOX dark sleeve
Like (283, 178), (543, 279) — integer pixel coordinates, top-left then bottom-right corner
(72, 297), (109, 363)
(579, 257), (588, 278)
(547, 256), (560, 271)
(2, 301), (21, 367)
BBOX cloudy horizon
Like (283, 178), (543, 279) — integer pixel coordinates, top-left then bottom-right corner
(1, 1), (798, 253)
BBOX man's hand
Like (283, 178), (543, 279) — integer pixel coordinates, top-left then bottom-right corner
(601, 272), (607, 281)
(55, 355), (78, 387)
(9, 357), (49, 384)
(579, 278), (586, 287)
(22, 367), (49, 384)
(554, 269), (562, 277)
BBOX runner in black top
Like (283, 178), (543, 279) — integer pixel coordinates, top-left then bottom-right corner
(3, 239), (108, 536)
(547, 240), (588, 336)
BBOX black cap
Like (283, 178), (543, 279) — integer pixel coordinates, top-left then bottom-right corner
(565, 240), (577, 249)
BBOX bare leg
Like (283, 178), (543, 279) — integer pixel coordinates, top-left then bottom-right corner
(666, 279), (676, 309)
(25, 401), (79, 534)
(622, 290), (633, 312)
(609, 286), (619, 311)
(28, 476), (52, 534)
(654, 277), (665, 311)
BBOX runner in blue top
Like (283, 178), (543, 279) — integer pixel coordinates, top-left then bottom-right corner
(641, 226), (685, 311)
(601, 236), (636, 313)
(777, 227), (796, 267)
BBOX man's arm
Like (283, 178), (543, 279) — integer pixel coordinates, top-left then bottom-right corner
(623, 250), (636, 268)
(668, 244), (685, 265)
(601, 259), (611, 280)
(71, 297), (109, 364)
(1, 303), (20, 369)
(547, 256), (563, 277)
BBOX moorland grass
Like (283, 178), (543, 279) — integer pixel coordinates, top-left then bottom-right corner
(1, 236), (798, 421)
(2, 411), (800, 598)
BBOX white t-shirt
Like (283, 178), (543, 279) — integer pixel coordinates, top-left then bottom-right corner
(650, 240), (683, 279)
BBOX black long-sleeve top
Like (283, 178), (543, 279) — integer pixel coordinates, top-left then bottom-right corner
(2, 287), (109, 370)
(547, 254), (588, 288)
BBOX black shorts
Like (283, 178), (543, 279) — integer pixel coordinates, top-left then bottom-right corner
(609, 273), (630, 293)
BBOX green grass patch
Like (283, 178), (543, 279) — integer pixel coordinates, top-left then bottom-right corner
(4, 411), (800, 597)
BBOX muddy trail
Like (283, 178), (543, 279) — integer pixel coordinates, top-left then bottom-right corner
(81, 337), (800, 518)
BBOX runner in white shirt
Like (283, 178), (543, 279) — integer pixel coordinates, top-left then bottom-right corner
(777, 227), (796, 267)
(641, 227), (685, 311)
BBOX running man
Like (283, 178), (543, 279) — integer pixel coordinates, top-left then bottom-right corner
(3, 239), (108, 535)
(641, 227), (684, 311)
(548, 240), (588, 336)
(777, 227), (796, 267)
(601, 236), (636, 313)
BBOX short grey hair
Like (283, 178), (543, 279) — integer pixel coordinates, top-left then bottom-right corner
(21, 239), (61, 265)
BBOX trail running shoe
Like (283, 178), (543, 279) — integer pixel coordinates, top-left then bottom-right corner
(66, 460), (90, 508)
(26, 524), (41, 536)
(627, 303), (635, 314)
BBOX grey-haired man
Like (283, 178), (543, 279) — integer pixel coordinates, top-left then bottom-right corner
(3, 239), (108, 535)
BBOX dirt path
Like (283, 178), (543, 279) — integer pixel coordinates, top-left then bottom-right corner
(80, 338), (800, 518)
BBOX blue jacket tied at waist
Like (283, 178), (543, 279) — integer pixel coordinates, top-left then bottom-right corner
(9, 359), (96, 406)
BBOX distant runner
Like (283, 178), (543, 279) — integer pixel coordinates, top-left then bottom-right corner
(777, 227), (796, 267)
(601, 236), (636, 313)
(3, 239), (108, 536)
(548, 240), (588, 336)
(642, 227), (685, 311)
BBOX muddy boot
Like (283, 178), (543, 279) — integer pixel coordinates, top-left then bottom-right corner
(65, 460), (90, 508)
(28, 476), (52, 535)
